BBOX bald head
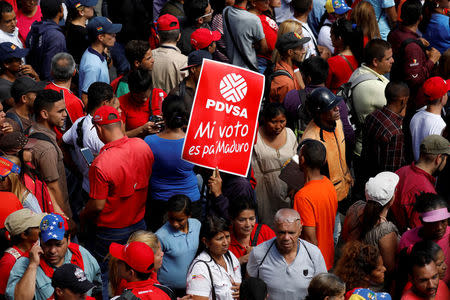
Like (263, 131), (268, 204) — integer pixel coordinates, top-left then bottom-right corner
(274, 209), (301, 225)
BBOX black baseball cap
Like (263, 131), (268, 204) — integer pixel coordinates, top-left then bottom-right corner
(0, 42), (29, 62)
(51, 264), (95, 294)
(181, 50), (212, 71)
(275, 32), (311, 53)
(11, 77), (46, 101)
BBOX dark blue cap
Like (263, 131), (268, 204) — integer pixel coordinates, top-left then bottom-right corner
(66, 0), (98, 8)
(181, 50), (212, 70)
(0, 42), (29, 62)
(87, 16), (122, 36)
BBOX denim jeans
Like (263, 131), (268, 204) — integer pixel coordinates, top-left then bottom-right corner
(86, 219), (146, 300)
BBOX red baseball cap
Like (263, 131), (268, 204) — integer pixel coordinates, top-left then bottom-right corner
(92, 105), (121, 125)
(423, 76), (450, 101)
(190, 28), (221, 50)
(157, 14), (180, 31)
(109, 242), (155, 274)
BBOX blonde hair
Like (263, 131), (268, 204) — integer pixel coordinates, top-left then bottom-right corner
(272, 20), (303, 63)
(351, 1), (381, 42)
(109, 231), (160, 296)
(3, 155), (28, 203)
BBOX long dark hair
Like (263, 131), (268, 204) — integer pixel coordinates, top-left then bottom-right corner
(359, 201), (384, 239)
(331, 18), (363, 64)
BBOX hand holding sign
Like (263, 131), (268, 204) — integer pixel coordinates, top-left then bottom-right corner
(182, 60), (265, 177)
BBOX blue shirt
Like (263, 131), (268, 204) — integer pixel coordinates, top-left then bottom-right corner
(424, 13), (450, 54)
(144, 135), (200, 202)
(6, 244), (102, 300)
(79, 47), (110, 95)
(365, 0), (395, 40)
(156, 218), (201, 289)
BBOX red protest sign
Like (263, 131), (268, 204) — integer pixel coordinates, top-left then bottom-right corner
(182, 59), (264, 177)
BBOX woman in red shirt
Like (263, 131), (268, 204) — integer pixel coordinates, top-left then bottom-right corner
(326, 18), (362, 94)
(228, 198), (275, 269)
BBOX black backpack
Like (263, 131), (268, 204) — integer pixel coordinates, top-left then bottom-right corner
(261, 61), (293, 110)
(390, 38), (427, 82)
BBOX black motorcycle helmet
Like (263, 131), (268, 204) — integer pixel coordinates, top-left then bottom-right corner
(306, 87), (342, 115)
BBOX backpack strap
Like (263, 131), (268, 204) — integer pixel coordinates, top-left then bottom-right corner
(75, 117), (87, 149)
(224, 9), (258, 72)
(190, 259), (217, 300)
(153, 283), (177, 300)
(256, 239), (275, 278)
(350, 72), (380, 89)
(28, 132), (58, 149)
(5, 111), (24, 132)
(271, 69), (293, 80)
(251, 224), (263, 247)
(338, 54), (355, 72)
(116, 290), (140, 300)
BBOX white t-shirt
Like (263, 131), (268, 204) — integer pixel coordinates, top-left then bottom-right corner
(410, 109), (446, 161)
(62, 114), (104, 192)
(0, 28), (23, 48)
(187, 251), (241, 300)
(292, 19), (318, 59)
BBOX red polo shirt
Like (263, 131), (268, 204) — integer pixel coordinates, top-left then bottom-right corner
(392, 163), (436, 233)
(45, 82), (85, 123)
(229, 224), (275, 258)
(119, 89), (166, 131)
(124, 277), (171, 300)
(89, 136), (154, 228)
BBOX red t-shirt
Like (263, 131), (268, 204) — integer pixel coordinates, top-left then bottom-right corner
(326, 54), (359, 94)
(293, 176), (338, 270)
(45, 82), (85, 124)
(258, 15), (278, 60)
(119, 88), (166, 131)
(0, 246), (26, 294)
(16, 6), (42, 43)
(0, 192), (22, 229)
(89, 136), (154, 228)
(229, 223), (275, 258)
(401, 280), (450, 300)
(124, 277), (171, 300)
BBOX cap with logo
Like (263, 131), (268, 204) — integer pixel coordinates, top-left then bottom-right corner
(181, 50), (212, 71)
(423, 76), (450, 101)
(92, 105), (121, 126)
(4, 209), (46, 236)
(0, 42), (29, 62)
(275, 32), (311, 53)
(348, 288), (391, 300)
(191, 28), (221, 50)
(52, 263), (95, 294)
(11, 76), (46, 101)
(40, 213), (68, 243)
(325, 0), (352, 15)
(420, 135), (450, 156)
(0, 156), (21, 179)
(66, 0), (98, 8)
(157, 14), (180, 31)
(109, 241), (155, 274)
(87, 17), (122, 36)
(365, 172), (400, 206)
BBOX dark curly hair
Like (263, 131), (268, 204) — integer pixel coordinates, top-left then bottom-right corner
(334, 241), (381, 291)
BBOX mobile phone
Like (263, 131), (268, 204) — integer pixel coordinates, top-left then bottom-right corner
(80, 147), (94, 166)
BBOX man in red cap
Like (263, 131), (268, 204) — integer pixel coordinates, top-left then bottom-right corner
(178, 0), (214, 55)
(152, 14), (188, 94)
(109, 241), (174, 299)
(410, 76), (449, 162)
(190, 28), (221, 54)
(79, 105), (154, 296)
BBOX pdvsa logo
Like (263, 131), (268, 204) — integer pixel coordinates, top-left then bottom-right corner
(220, 73), (247, 103)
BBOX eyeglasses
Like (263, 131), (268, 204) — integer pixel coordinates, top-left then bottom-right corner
(197, 9), (214, 20)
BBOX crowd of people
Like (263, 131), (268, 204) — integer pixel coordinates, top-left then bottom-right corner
(0, 0), (448, 299)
